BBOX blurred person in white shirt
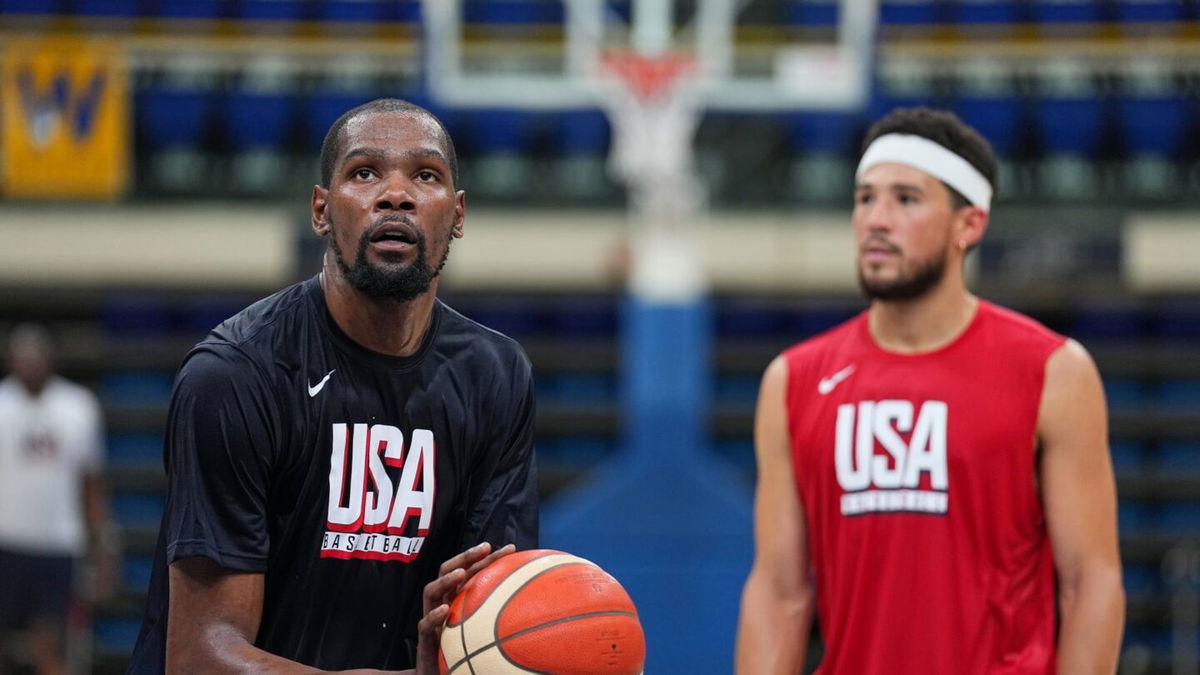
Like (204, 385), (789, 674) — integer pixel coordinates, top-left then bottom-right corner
(0, 324), (118, 675)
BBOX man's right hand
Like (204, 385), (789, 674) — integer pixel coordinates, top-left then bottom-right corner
(413, 542), (517, 675)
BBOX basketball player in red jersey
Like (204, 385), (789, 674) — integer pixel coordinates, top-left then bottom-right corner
(735, 107), (1124, 673)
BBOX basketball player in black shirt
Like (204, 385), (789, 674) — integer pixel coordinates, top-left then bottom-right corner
(128, 99), (539, 673)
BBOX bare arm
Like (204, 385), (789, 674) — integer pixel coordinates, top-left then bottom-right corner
(1038, 340), (1125, 674)
(735, 356), (814, 675)
(168, 543), (513, 674)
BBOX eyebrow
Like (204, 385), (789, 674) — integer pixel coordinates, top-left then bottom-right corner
(341, 146), (449, 166)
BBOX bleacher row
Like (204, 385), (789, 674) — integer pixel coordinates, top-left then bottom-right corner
(120, 60), (1200, 203)
(4, 0), (1200, 24)
(0, 287), (1187, 672)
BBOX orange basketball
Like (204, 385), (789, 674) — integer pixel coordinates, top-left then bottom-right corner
(439, 549), (645, 675)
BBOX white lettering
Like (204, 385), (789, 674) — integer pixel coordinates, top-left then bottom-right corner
(326, 423), (369, 529)
(833, 400), (950, 515)
(387, 429), (436, 534)
(364, 425), (404, 527)
(906, 401), (949, 490)
(871, 400), (912, 489)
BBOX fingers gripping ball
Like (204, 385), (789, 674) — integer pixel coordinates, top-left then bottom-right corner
(439, 549), (645, 675)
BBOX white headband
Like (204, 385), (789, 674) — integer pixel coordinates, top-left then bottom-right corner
(856, 134), (993, 213)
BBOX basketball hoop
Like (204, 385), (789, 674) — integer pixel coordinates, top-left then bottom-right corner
(593, 50), (707, 302)
(599, 51), (696, 104)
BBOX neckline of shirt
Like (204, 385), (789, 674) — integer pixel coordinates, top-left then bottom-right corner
(859, 299), (990, 360)
(306, 275), (443, 373)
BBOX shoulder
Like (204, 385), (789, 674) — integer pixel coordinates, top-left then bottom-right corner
(175, 343), (274, 402)
(437, 301), (533, 381)
(43, 377), (101, 416)
(1043, 338), (1101, 390)
(203, 279), (316, 354)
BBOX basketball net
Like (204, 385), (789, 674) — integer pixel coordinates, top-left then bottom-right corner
(597, 51), (707, 302)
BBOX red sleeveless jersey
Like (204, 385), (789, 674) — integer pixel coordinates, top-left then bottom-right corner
(783, 301), (1067, 674)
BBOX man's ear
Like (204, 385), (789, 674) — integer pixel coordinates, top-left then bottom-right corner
(954, 205), (988, 253)
(312, 185), (330, 236)
(452, 189), (466, 239)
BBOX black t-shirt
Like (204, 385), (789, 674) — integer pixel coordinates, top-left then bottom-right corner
(127, 276), (538, 672)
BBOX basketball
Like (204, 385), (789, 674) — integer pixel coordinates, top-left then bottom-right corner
(438, 549), (645, 675)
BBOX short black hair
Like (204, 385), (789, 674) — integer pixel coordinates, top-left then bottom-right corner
(319, 98), (459, 188)
(861, 107), (998, 209)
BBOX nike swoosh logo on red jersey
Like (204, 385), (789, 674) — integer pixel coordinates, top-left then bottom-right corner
(818, 365), (856, 395)
(308, 369), (336, 397)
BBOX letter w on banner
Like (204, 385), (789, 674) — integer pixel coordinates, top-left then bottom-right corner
(1, 38), (129, 200)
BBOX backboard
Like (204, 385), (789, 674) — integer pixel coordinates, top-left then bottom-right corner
(421, 0), (878, 112)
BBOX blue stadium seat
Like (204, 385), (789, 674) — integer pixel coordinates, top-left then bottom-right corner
(238, 0), (306, 21)
(1035, 94), (1106, 158)
(1103, 378), (1148, 410)
(1122, 628), (1171, 654)
(949, 0), (1021, 25)
(716, 301), (788, 337)
(879, 0), (938, 25)
(137, 82), (213, 150)
(784, 306), (859, 337)
(787, 0), (838, 27)
(788, 111), (861, 202)
(551, 109), (611, 200)
(122, 554), (155, 591)
(1108, 440), (1146, 474)
(1069, 301), (1147, 339)
(537, 374), (614, 406)
(1154, 299), (1200, 338)
(1156, 381), (1200, 410)
(93, 618), (144, 655)
(1118, 67), (1189, 198)
(538, 436), (614, 466)
(715, 375), (761, 406)
(222, 81), (295, 194)
(1030, 0), (1103, 24)
(462, 0), (565, 24)
(136, 76), (217, 192)
(112, 493), (166, 529)
(107, 433), (163, 467)
(1114, 0), (1185, 23)
(463, 108), (540, 199)
(155, 0), (221, 18)
(450, 299), (541, 337)
(313, 0), (387, 22)
(102, 372), (175, 405)
(1157, 442), (1200, 472)
(954, 96), (1023, 159)
(1122, 562), (1160, 596)
(224, 91), (293, 153)
(550, 295), (616, 337)
(300, 91), (377, 152)
(790, 111), (860, 156)
(713, 437), (755, 473)
(1117, 500), (1157, 535)
(74, 0), (142, 16)
(1, 0), (59, 13)
(101, 294), (175, 335)
(1160, 503), (1200, 537)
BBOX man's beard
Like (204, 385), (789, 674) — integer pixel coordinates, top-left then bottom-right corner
(328, 216), (452, 302)
(858, 247), (948, 302)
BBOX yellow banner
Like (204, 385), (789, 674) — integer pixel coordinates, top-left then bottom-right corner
(1, 38), (129, 200)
